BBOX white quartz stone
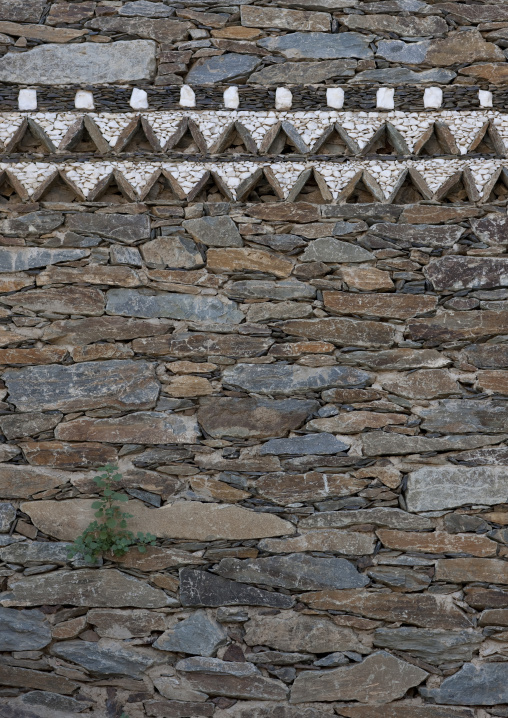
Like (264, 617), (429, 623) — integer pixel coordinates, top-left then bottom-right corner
(275, 87), (292, 111)
(423, 87), (442, 109)
(376, 87), (394, 111)
(326, 88), (344, 110)
(130, 88), (149, 110)
(74, 90), (94, 110)
(18, 89), (37, 111)
(479, 90), (493, 108)
(180, 85), (196, 108)
(224, 86), (239, 110)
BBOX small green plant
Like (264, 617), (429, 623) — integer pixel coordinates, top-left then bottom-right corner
(67, 464), (156, 564)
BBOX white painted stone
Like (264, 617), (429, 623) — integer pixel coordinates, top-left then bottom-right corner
(224, 86), (239, 110)
(376, 87), (394, 111)
(479, 90), (493, 108)
(180, 85), (196, 108)
(74, 90), (94, 110)
(18, 89), (36, 111)
(326, 87), (344, 110)
(130, 88), (149, 110)
(275, 87), (292, 111)
(424, 87), (442, 109)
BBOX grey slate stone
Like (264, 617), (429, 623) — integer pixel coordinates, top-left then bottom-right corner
(368, 223), (464, 248)
(261, 433), (348, 455)
(183, 216), (243, 248)
(406, 466), (508, 512)
(0, 247), (88, 273)
(301, 507), (433, 530)
(87, 16), (190, 42)
(376, 39), (430, 63)
(300, 238), (374, 263)
(223, 363), (370, 395)
(187, 53), (261, 83)
(107, 289), (244, 324)
(258, 32), (372, 60)
(373, 628), (482, 665)
(66, 213), (150, 243)
(180, 568), (295, 608)
(0, 608), (51, 651)
(0, 0), (46, 22)
(362, 432), (507, 456)
(51, 639), (154, 678)
(0, 412), (62, 440)
(154, 611), (227, 656)
(20, 691), (92, 713)
(252, 235), (307, 253)
(229, 280), (315, 300)
(0, 40), (156, 84)
(119, 0), (175, 16)
(415, 399), (508, 434)
(250, 59), (356, 85)
(351, 67), (456, 83)
(215, 554), (368, 591)
(421, 662), (508, 705)
(177, 657), (260, 676)
(4, 360), (159, 412)
(110, 245), (143, 267)
(0, 504), (16, 533)
(0, 212), (63, 237)
(0, 541), (77, 565)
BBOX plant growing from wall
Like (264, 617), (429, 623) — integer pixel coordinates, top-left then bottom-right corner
(67, 464), (156, 564)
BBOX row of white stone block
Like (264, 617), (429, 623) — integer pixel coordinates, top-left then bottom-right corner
(17, 86), (495, 113)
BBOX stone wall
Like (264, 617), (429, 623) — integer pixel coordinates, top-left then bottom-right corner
(1, 0), (508, 717)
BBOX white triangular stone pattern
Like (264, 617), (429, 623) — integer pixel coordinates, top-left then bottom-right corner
(89, 113), (136, 147)
(0, 113), (25, 147)
(6, 162), (57, 196)
(31, 113), (80, 148)
(63, 162), (114, 198)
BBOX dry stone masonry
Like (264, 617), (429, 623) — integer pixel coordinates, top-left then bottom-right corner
(1, 0), (508, 716)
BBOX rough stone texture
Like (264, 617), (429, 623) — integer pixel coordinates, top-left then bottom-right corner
(51, 639), (155, 678)
(155, 611), (227, 656)
(421, 663), (508, 705)
(0, 608), (51, 651)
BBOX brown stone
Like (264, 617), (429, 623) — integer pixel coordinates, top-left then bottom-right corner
(0, 273), (34, 292)
(133, 332), (273, 357)
(20, 441), (117, 469)
(436, 3), (508, 22)
(340, 266), (394, 291)
(181, 671), (288, 701)
(1, 287), (104, 316)
(70, 343), (134, 362)
(207, 248), (293, 278)
(0, 0), (46, 22)
(0, 21), (88, 42)
(281, 318), (396, 347)
(22, 499), (294, 541)
(343, 14), (446, 35)
(43, 316), (171, 345)
(407, 312), (508, 344)
(356, 466), (401, 489)
(400, 206), (480, 224)
(246, 204), (320, 223)
(324, 292), (437, 319)
(269, 341), (335, 357)
(479, 609), (508, 627)
(307, 411), (406, 433)
(164, 375), (213, 397)
(88, 608), (168, 638)
(36, 265), (142, 287)
(377, 530), (498, 558)
(47, 1), (96, 24)
(435, 558), (508, 584)
(52, 614), (88, 640)
(190, 476), (251, 502)
(0, 464), (76, 498)
(465, 587), (508, 610)
(302, 590), (472, 629)
(255, 472), (367, 505)
(424, 256), (508, 292)
(241, 5), (330, 31)
(0, 347), (67, 365)
(462, 62), (508, 84)
(86, 16), (192, 42)
(426, 30), (504, 66)
(146, 701), (214, 718)
(151, 574), (180, 593)
(111, 546), (205, 571)
(0, 664), (77, 695)
(338, 706), (475, 718)
(72, 468), (180, 498)
(477, 371), (508, 395)
(212, 26), (261, 39)
(55, 411), (199, 444)
(259, 530), (375, 555)
(378, 369), (458, 400)
(465, 344), (508, 369)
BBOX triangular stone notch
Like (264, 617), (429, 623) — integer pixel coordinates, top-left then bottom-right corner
(235, 166), (284, 202)
(259, 121), (310, 155)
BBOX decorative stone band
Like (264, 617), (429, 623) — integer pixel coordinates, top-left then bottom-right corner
(0, 158), (502, 203)
(2, 109), (508, 157)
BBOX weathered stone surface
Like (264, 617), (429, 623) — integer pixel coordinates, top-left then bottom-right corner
(154, 611), (227, 656)
(435, 558), (508, 585)
(301, 507), (432, 530)
(106, 289), (243, 323)
(180, 569), (294, 609)
(1, 286), (104, 315)
(215, 554), (368, 591)
(223, 363), (370, 395)
(467, 341), (508, 368)
(215, 704), (334, 718)
(141, 236), (203, 269)
(255, 472), (365, 505)
(258, 32), (371, 60)
(146, 700), (214, 717)
(0, 40), (156, 84)
(55, 411), (198, 444)
(44, 316), (170, 346)
(407, 312), (508, 343)
(479, 609), (508, 626)
(20, 441), (116, 468)
(307, 411), (406, 434)
(120, 0), (175, 16)
(87, 608), (167, 639)
(436, 3), (508, 22)
(344, 349), (449, 371)
(133, 332), (272, 357)
(0, 503), (15, 533)
(183, 216), (243, 247)
(244, 612), (365, 653)
(113, 545), (205, 572)
(406, 466), (508, 512)
(376, 529), (497, 557)
(51, 639), (154, 678)
(198, 397), (317, 439)
(344, 14), (446, 35)
(379, 369), (458, 399)
(302, 591), (471, 629)
(301, 238), (373, 263)
(471, 214), (508, 245)
(373, 628), (481, 665)
(87, 16), (190, 42)
(0, 412), (62, 440)
(66, 213), (150, 242)
(5, 360), (158, 412)
(362, 432), (504, 457)
(281, 318), (396, 347)
(324, 292), (436, 320)
(0, 464), (78, 499)
(425, 257), (508, 292)
(291, 651), (427, 704)
(260, 433), (347, 455)
(415, 399), (508, 433)
(352, 68), (455, 84)
(207, 248), (293, 278)
(0, 665), (76, 695)
(0, 247), (87, 272)
(0, 608), (51, 651)
(241, 5), (330, 31)
(421, 662), (508, 705)
(427, 30), (504, 65)
(0, 212), (63, 237)
(6, 569), (170, 608)
(0, 0), (45, 22)
(338, 708), (474, 718)
(250, 59), (356, 85)
(229, 280), (314, 301)
(259, 530), (375, 556)
(0, 541), (79, 566)
(368, 223), (464, 249)
(187, 53), (261, 83)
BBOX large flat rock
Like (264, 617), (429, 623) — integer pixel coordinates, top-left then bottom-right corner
(406, 466), (508, 511)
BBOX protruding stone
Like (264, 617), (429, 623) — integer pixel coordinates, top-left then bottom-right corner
(51, 639), (155, 678)
(373, 628), (482, 665)
(223, 363), (370, 395)
(421, 662), (508, 705)
(183, 216), (243, 247)
(55, 412), (199, 444)
(0, 608), (51, 651)
(154, 611), (227, 656)
(406, 466), (508, 512)
(180, 569), (294, 609)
